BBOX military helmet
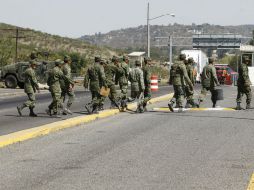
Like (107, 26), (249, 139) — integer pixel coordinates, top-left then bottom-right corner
(94, 56), (101, 62)
(64, 55), (71, 63)
(243, 55), (251, 62)
(29, 60), (38, 66)
(55, 59), (64, 66)
(30, 52), (38, 60)
(188, 57), (194, 64)
(208, 57), (214, 63)
(179, 54), (186, 60)
(123, 55), (129, 61)
(135, 60), (141, 66)
(144, 57), (151, 63)
(112, 55), (119, 62)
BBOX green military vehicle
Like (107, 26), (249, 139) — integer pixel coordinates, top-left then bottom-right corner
(0, 61), (55, 88)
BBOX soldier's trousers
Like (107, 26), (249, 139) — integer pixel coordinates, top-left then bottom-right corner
(49, 91), (61, 113)
(91, 91), (104, 107)
(185, 86), (195, 105)
(143, 87), (151, 105)
(120, 83), (128, 100)
(173, 85), (185, 107)
(61, 88), (75, 108)
(199, 87), (217, 105)
(236, 85), (252, 104)
(23, 93), (36, 108)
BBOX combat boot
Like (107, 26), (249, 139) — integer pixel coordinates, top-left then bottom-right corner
(92, 105), (99, 114)
(52, 112), (61, 118)
(168, 102), (174, 112)
(62, 108), (72, 115)
(246, 103), (251, 110)
(178, 107), (184, 113)
(29, 107), (38, 117)
(235, 103), (243, 110)
(17, 104), (26, 116)
(85, 103), (93, 114)
(45, 108), (52, 116)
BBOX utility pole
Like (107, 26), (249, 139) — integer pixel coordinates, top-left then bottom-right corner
(147, 3), (150, 58)
(0, 27), (33, 62)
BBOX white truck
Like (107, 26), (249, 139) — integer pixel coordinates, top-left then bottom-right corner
(181, 49), (208, 82)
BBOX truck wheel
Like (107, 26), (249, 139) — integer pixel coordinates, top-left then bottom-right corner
(5, 75), (18, 88)
(18, 82), (25, 89)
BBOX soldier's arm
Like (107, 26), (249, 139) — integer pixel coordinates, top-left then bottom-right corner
(30, 70), (39, 90)
(83, 69), (89, 88)
(145, 67), (151, 85)
(98, 66), (107, 87)
(182, 65), (193, 88)
(211, 67), (219, 85)
(139, 70), (145, 91)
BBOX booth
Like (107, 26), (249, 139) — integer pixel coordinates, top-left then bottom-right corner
(240, 45), (254, 85)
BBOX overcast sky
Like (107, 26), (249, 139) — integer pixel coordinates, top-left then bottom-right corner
(0, 0), (253, 38)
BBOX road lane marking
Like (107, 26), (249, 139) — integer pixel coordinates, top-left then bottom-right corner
(247, 173), (254, 190)
(153, 107), (235, 112)
(0, 93), (173, 148)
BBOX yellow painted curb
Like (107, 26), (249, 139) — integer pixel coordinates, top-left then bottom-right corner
(247, 173), (254, 190)
(0, 93), (173, 148)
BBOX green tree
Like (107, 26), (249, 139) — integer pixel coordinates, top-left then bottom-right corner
(0, 38), (15, 67)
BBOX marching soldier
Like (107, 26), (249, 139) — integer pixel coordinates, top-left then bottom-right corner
(103, 57), (124, 109)
(84, 57), (107, 114)
(198, 57), (220, 108)
(142, 57), (152, 111)
(60, 55), (75, 115)
(168, 54), (193, 112)
(236, 56), (252, 110)
(17, 60), (40, 117)
(117, 55), (130, 108)
(46, 59), (71, 117)
(128, 60), (145, 113)
(184, 57), (199, 108)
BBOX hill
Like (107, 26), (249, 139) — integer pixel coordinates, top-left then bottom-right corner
(0, 23), (118, 74)
(80, 23), (254, 51)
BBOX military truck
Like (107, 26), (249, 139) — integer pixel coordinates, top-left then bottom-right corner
(0, 61), (55, 88)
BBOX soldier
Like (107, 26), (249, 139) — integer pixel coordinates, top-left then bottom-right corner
(30, 48), (39, 60)
(128, 60), (145, 113)
(46, 59), (70, 117)
(17, 60), (40, 117)
(185, 57), (199, 108)
(60, 55), (75, 115)
(236, 56), (252, 110)
(84, 57), (106, 114)
(117, 55), (130, 104)
(103, 57), (124, 109)
(168, 54), (194, 112)
(142, 57), (152, 111)
(198, 57), (220, 108)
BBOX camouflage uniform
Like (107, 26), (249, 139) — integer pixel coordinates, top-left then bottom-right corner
(17, 60), (40, 117)
(103, 59), (124, 108)
(198, 58), (220, 108)
(60, 55), (75, 114)
(117, 55), (130, 100)
(128, 61), (145, 113)
(84, 57), (106, 114)
(236, 56), (252, 110)
(185, 58), (198, 108)
(47, 59), (70, 117)
(168, 54), (193, 112)
(142, 57), (152, 110)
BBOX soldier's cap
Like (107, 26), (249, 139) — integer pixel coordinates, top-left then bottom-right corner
(208, 57), (214, 63)
(135, 60), (141, 66)
(29, 60), (38, 66)
(123, 55), (129, 61)
(188, 57), (194, 63)
(111, 55), (119, 62)
(64, 55), (71, 63)
(55, 59), (64, 66)
(94, 56), (101, 62)
(179, 53), (186, 60)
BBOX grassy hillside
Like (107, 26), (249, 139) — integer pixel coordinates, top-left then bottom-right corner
(0, 23), (118, 74)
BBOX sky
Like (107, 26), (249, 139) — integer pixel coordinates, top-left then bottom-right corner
(0, 0), (253, 38)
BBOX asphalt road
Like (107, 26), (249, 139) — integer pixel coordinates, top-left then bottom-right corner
(0, 86), (254, 190)
(0, 85), (172, 136)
